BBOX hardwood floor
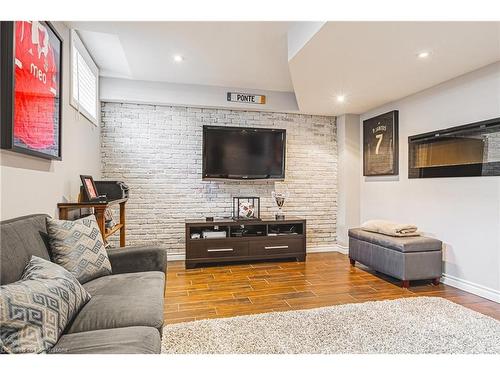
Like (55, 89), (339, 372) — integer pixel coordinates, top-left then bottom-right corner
(164, 252), (499, 324)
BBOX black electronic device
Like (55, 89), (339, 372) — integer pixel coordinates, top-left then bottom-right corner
(202, 125), (286, 180)
(94, 181), (129, 201)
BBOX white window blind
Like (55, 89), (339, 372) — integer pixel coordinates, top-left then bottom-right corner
(71, 30), (99, 125)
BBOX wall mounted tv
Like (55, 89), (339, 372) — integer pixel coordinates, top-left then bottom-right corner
(202, 125), (286, 180)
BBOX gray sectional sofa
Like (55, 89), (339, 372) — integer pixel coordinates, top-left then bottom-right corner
(1, 214), (167, 354)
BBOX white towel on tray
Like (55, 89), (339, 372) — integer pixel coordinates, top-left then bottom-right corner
(361, 219), (420, 237)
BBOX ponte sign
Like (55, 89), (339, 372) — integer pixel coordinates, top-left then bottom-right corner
(226, 92), (266, 105)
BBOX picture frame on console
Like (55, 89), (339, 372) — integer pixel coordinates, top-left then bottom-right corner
(0, 21), (63, 160)
(363, 110), (399, 176)
(232, 196), (260, 220)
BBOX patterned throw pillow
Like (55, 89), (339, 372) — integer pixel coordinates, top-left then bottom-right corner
(46, 215), (112, 284)
(0, 256), (91, 354)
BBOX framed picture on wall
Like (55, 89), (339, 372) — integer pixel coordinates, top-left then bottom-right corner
(0, 21), (63, 160)
(1, 23), (3, 124)
(363, 110), (399, 176)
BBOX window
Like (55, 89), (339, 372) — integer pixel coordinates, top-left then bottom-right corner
(70, 30), (99, 125)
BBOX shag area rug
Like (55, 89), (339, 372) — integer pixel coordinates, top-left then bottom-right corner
(162, 297), (500, 354)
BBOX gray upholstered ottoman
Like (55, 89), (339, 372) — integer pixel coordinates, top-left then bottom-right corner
(348, 228), (442, 288)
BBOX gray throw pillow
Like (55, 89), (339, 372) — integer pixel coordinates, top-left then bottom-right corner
(0, 256), (91, 354)
(46, 215), (112, 284)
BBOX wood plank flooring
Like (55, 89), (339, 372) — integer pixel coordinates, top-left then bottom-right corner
(164, 252), (499, 324)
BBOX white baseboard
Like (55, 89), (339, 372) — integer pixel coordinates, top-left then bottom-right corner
(307, 244), (348, 254)
(167, 244), (346, 262)
(441, 274), (500, 304)
(167, 253), (185, 261)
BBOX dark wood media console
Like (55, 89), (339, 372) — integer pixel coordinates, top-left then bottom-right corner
(185, 217), (306, 268)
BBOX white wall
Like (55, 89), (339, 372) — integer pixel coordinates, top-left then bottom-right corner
(0, 22), (101, 220)
(287, 22), (326, 61)
(337, 114), (361, 248)
(100, 77), (299, 114)
(359, 62), (500, 302)
(101, 102), (337, 256)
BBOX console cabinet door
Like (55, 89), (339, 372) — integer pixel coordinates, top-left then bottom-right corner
(249, 238), (304, 255)
(189, 240), (249, 259)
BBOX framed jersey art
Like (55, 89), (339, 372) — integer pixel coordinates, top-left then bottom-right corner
(1, 21), (63, 160)
(363, 110), (399, 176)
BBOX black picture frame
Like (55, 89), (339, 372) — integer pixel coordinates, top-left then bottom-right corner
(363, 110), (399, 176)
(232, 196), (261, 220)
(80, 175), (98, 201)
(0, 23), (3, 131)
(0, 21), (63, 160)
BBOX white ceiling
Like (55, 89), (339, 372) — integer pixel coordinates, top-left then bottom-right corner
(67, 21), (500, 115)
(290, 22), (500, 115)
(66, 21), (294, 92)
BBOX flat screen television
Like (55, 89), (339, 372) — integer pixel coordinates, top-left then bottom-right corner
(202, 125), (286, 180)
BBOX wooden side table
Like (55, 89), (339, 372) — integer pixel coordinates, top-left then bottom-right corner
(57, 198), (128, 247)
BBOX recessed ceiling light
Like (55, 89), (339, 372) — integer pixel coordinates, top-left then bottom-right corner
(173, 55), (184, 62)
(336, 95), (346, 103)
(417, 51), (430, 59)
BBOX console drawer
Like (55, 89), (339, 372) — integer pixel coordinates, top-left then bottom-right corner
(189, 240), (249, 259)
(249, 238), (304, 255)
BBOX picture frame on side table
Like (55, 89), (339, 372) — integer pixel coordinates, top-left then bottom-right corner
(0, 21), (63, 160)
(363, 110), (399, 176)
(80, 175), (99, 201)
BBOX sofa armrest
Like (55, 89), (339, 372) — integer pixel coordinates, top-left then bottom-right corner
(106, 246), (167, 275)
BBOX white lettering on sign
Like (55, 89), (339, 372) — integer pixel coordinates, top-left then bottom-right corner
(227, 92), (266, 104)
(30, 63), (47, 84)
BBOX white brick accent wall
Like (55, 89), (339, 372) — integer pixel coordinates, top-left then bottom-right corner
(101, 102), (337, 255)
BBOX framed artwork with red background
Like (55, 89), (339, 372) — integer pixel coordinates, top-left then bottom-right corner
(1, 21), (63, 160)
(80, 175), (98, 201)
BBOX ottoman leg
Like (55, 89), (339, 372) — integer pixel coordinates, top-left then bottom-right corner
(432, 277), (440, 286)
(402, 280), (410, 288)
(349, 258), (355, 267)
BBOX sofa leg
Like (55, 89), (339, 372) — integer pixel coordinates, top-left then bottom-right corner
(349, 258), (355, 267)
(432, 277), (440, 286)
(402, 280), (410, 288)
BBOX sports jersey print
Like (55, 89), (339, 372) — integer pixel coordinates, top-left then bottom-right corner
(13, 21), (58, 150)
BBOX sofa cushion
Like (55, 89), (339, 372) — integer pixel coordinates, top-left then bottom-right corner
(66, 271), (165, 334)
(0, 256), (91, 353)
(49, 326), (160, 354)
(348, 228), (442, 253)
(1, 214), (51, 285)
(46, 215), (112, 284)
